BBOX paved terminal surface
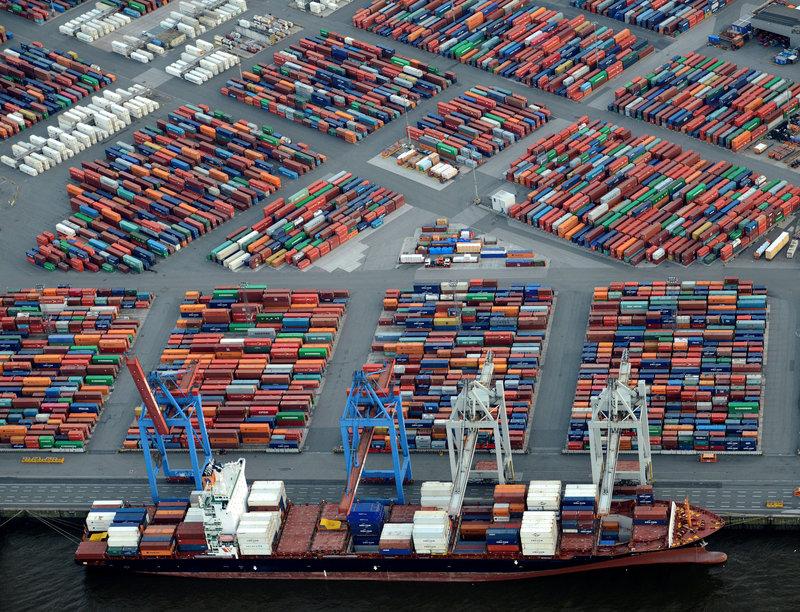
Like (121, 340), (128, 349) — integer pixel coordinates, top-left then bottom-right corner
(1, 0), (800, 518)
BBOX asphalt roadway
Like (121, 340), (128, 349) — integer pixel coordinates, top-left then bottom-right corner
(0, 0), (800, 517)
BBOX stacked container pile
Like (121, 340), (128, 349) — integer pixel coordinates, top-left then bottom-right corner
(0, 43), (116, 141)
(247, 480), (287, 511)
(165, 39), (241, 84)
(220, 30), (456, 143)
(371, 280), (553, 451)
(568, 279), (766, 453)
(401, 217), (544, 266)
(520, 510), (558, 555)
(379, 522), (414, 554)
(420, 481), (454, 509)
(632, 503), (669, 543)
(59, 0), (173, 43)
(412, 510), (451, 553)
(76, 502), (149, 559)
(175, 509), (206, 553)
(28, 104), (325, 273)
(353, 1), (653, 100)
(0, 0), (88, 23)
(609, 52), (800, 151)
(559, 484), (596, 553)
(237, 511), (282, 556)
(571, 0), (728, 36)
(3, 85), (160, 177)
(210, 171), (404, 271)
(348, 502), (386, 551)
(408, 86), (550, 167)
(505, 118), (800, 265)
(123, 287), (348, 451)
(0, 287), (153, 450)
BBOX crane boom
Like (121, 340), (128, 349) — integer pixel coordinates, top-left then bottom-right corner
(127, 357), (169, 435)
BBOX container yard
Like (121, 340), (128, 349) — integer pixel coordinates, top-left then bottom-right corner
(209, 171), (405, 270)
(59, 0), (175, 43)
(0, 43), (115, 141)
(28, 104), (326, 272)
(367, 280), (553, 452)
(567, 279), (766, 453)
(1, 0), (88, 22)
(220, 30), (456, 143)
(2, 1), (800, 599)
(398, 217), (545, 267)
(0, 287), (153, 451)
(608, 52), (800, 152)
(213, 15), (299, 58)
(122, 287), (348, 451)
(352, 0), (654, 100)
(504, 118), (800, 265)
(571, 0), (730, 36)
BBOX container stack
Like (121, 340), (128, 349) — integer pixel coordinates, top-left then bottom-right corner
(123, 287), (348, 451)
(408, 86), (550, 167)
(248, 481), (287, 512)
(237, 511), (281, 555)
(379, 523), (414, 555)
(209, 172), (405, 271)
(220, 30), (457, 143)
(1, 0), (88, 23)
(0, 287), (152, 450)
(348, 502), (386, 549)
(140, 524), (177, 557)
(526, 480), (562, 511)
(505, 118), (800, 265)
(486, 526), (520, 553)
(632, 503), (669, 543)
(370, 280), (553, 451)
(420, 481), (453, 510)
(59, 0), (172, 43)
(107, 525), (142, 556)
(175, 521), (207, 553)
(3, 85), (160, 176)
(276, 504), (322, 553)
(561, 484), (597, 535)
(493, 484), (526, 522)
(165, 39), (241, 84)
(412, 510), (451, 554)
(0, 44), (116, 141)
(520, 511), (558, 555)
(571, 0), (727, 36)
(609, 53), (800, 151)
(353, 1), (653, 100)
(568, 279), (766, 453)
(28, 104), (326, 273)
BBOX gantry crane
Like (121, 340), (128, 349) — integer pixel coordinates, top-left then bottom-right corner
(445, 351), (515, 517)
(339, 361), (412, 514)
(588, 349), (653, 517)
(127, 358), (213, 503)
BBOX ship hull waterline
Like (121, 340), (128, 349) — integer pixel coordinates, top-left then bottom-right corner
(84, 543), (726, 582)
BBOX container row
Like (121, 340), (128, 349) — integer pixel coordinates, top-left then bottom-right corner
(567, 279), (766, 453)
(504, 118), (800, 265)
(407, 85), (550, 167)
(220, 29), (457, 143)
(59, 0), (174, 43)
(28, 104), (326, 273)
(368, 280), (553, 452)
(571, 0), (729, 36)
(123, 287), (349, 451)
(0, 42), (116, 141)
(0, 287), (153, 450)
(210, 171), (404, 271)
(352, 0), (654, 100)
(608, 52), (800, 151)
(1, 0), (87, 23)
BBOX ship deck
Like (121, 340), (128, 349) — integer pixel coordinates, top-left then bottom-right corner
(0, 0), (799, 523)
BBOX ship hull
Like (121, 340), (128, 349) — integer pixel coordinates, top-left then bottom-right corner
(82, 543), (726, 582)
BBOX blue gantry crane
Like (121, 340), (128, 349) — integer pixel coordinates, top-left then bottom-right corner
(127, 357), (213, 503)
(339, 361), (412, 514)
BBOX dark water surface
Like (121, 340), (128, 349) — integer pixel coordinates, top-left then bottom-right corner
(1, 520), (798, 611)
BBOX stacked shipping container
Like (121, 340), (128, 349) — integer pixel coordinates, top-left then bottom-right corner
(0, 43), (115, 141)
(568, 279), (766, 453)
(572, 0), (728, 36)
(0, 0), (89, 23)
(0, 287), (153, 450)
(209, 171), (405, 271)
(220, 30), (456, 143)
(123, 287), (348, 451)
(505, 118), (800, 265)
(28, 104), (326, 273)
(609, 52), (800, 151)
(409, 86), (550, 166)
(353, 0), (653, 100)
(370, 280), (553, 451)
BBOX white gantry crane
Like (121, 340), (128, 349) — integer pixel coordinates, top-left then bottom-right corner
(589, 349), (653, 517)
(446, 351), (515, 517)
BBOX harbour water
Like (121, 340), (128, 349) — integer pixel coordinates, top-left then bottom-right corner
(1, 520), (797, 610)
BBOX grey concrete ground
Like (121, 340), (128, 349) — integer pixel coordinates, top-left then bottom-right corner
(0, 0), (800, 518)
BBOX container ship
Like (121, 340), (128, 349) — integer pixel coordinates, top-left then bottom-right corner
(75, 459), (726, 581)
